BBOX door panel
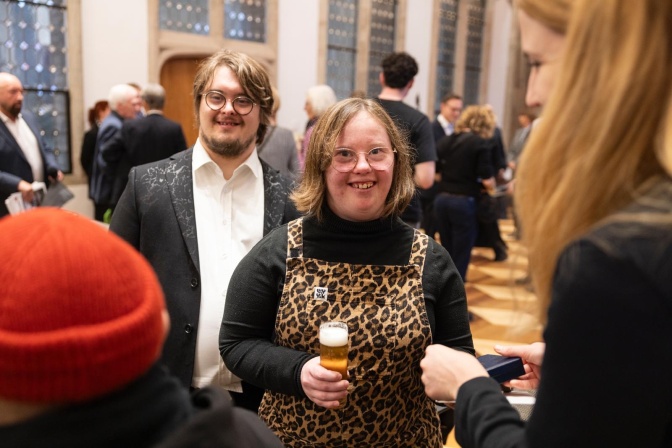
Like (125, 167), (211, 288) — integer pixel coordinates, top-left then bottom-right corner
(160, 57), (204, 148)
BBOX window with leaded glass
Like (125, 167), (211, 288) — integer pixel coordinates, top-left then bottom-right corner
(463, 0), (485, 105)
(224, 0), (266, 43)
(366, 0), (396, 97)
(434, 0), (458, 115)
(326, 0), (358, 100)
(159, 0), (209, 35)
(0, 0), (71, 172)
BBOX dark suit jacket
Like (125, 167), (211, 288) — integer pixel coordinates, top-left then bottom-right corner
(488, 127), (507, 172)
(80, 125), (98, 180)
(90, 111), (124, 204)
(110, 148), (299, 387)
(0, 112), (60, 216)
(102, 113), (187, 205)
(431, 119), (447, 143)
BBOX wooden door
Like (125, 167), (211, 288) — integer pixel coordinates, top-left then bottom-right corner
(160, 57), (205, 148)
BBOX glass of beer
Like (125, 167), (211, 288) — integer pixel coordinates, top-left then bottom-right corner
(319, 321), (349, 379)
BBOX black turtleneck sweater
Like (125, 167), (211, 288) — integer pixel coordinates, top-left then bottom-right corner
(220, 206), (474, 398)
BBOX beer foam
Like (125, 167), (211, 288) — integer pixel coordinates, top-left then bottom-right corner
(320, 326), (348, 347)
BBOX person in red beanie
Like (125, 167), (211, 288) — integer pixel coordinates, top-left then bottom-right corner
(0, 208), (282, 448)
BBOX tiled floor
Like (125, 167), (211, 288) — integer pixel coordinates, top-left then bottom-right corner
(443, 219), (542, 447)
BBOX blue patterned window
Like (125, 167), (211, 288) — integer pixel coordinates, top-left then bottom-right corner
(464, 0), (485, 105)
(366, 0), (396, 97)
(434, 0), (459, 115)
(0, 0), (71, 172)
(224, 0), (266, 43)
(159, 0), (209, 35)
(326, 0), (358, 99)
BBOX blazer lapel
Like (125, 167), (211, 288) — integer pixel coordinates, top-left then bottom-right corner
(165, 148), (200, 273)
(0, 119), (28, 163)
(262, 162), (289, 236)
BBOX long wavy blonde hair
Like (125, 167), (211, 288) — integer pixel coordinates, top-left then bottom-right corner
(454, 105), (495, 139)
(515, 0), (572, 34)
(515, 0), (672, 324)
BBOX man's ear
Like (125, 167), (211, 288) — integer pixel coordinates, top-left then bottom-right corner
(406, 78), (414, 90)
(379, 72), (385, 86)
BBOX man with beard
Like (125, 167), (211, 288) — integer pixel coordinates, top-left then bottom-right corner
(110, 50), (298, 412)
(0, 73), (63, 217)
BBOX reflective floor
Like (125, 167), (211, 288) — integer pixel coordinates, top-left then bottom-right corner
(442, 219), (542, 447)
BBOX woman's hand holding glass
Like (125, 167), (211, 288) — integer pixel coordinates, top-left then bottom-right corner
(494, 342), (545, 390)
(300, 357), (349, 409)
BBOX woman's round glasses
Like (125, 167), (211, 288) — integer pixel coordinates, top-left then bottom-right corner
(331, 147), (396, 173)
(204, 91), (256, 116)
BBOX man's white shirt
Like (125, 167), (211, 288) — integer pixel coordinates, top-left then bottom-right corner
(436, 113), (454, 136)
(191, 139), (265, 391)
(1, 111), (43, 182)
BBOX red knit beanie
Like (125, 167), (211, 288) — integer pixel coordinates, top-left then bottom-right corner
(0, 208), (165, 403)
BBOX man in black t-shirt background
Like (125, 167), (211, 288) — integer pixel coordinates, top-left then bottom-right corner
(374, 52), (436, 228)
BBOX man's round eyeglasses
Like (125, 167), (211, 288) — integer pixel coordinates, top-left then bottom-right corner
(203, 91), (256, 116)
(331, 147), (397, 173)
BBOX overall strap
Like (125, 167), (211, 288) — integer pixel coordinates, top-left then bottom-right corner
(408, 230), (429, 276)
(286, 218), (304, 258)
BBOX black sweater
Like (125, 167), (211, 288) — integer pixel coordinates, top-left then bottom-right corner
(2, 365), (283, 448)
(220, 206), (474, 398)
(436, 132), (493, 197)
(455, 178), (672, 447)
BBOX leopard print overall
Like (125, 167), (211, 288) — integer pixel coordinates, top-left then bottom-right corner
(259, 218), (443, 447)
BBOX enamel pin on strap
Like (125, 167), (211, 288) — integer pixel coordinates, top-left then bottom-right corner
(314, 287), (328, 300)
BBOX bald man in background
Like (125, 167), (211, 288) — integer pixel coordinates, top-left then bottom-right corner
(0, 73), (63, 217)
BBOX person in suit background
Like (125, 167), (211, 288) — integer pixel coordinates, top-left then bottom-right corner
(80, 100), (110, 184)
(89, 83), (141, 221)
(506, 111), (536, 240)
(300, 84), (337, 171)
(432, 93), (463, 142)
(0, 72), (63, 217)
(507, 111), (536, 171)
(423, 92), (464, 239)
(110, 49), (299, 413)
(127, 82), (146, 117)
(102, 83), (187, 210)
(474, 105), (509, 261)
(256, 86), (299, 179)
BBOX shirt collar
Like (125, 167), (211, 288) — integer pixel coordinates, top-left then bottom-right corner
(192, 138), (263, 179)
(0, 110), (19, 124)
(437, 113), (451, 130)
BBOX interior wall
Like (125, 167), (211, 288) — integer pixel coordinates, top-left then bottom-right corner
(81, 0), (149, 130)
(486, 0), (513, 138)
(404, 0), (434, 114)
(77, 0), (512, 151)
(77, 0), (512, 131)
(73, 0), (149, 217)
(276, 0), (320, 134)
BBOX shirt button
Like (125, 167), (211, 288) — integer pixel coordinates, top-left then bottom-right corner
(184, 324), (193, 334)
(190, 277), (199, 289)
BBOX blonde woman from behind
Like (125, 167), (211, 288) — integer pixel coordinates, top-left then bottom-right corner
(421, 0), (672, 446)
